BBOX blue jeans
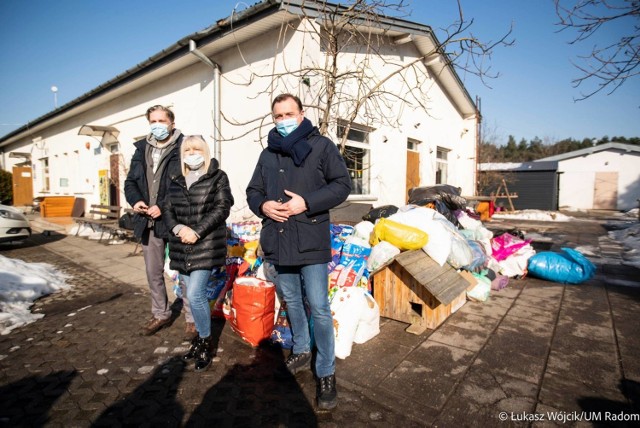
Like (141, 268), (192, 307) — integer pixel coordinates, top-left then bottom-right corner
(180, 270), (211, 338)
(275, 263), (335, 378)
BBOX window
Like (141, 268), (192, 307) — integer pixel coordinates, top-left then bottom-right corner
(337, 123), (371, 195)
(435, 147), (449, 184)
(407, 138), (420, 151)
(40, 158), (50, 191)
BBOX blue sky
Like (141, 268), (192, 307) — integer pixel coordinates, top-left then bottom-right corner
(1, 0), (638, 144)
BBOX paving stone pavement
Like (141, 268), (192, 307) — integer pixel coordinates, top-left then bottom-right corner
(1, 212), (639, 427)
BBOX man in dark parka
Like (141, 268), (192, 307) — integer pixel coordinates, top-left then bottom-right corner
(246, 93), (351, 410)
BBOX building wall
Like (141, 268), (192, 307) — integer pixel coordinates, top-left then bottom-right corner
(213, 18), (478, 219)
(557, 149), (640, 210)
(5, 63), (217, 208)
(2, 17), (478, 222)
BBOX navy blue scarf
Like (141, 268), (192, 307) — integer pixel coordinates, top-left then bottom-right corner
(267, 118), (314, 166)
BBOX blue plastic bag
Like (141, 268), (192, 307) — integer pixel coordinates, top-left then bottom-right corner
(527, 247), (596, 284)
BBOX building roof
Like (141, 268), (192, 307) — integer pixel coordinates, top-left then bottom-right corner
(479, 161), (558, 172)
(0, 0), (477, 147)
(535, 142), (640, 162)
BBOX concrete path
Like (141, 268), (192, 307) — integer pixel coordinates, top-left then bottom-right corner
(0, 212), (638, 426)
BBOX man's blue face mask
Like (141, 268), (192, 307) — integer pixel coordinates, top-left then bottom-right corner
(150, 123), (170, 140)
(276, 118), (299, 137)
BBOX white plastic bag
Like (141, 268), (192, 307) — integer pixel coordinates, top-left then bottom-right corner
(331, 287), (380, 359)
(367, 240), (401, 272)
(350, 221), (375, 245)
(388, 206), (452, 266)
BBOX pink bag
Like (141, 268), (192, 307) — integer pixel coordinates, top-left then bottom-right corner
(491, 233), (532, 261)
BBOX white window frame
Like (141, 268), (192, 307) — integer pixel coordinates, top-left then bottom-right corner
(40, 157), (50, 192)
(337, 122), (372, 196)
(436, 147), (449, 185)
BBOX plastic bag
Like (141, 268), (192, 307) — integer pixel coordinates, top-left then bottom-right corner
(328, 242), (371, 289)
(270, 302), (293, 349)
(331, 287), (380, 359)
(362, 205), (399, 222)
(466, 274), (491, 302)
(211, 258), (242, 318)
(329, 224), (355, 272)
(223, 276), (276, 347)
(367, 240), (401, 272)
(370, 218), (428, 251)
(463, 240), (488, 272)
(491, 233), (532, 262)
(389, 207), (452, 266)
(527, 248), (596, 284)
(407, 184), (466, 209)
(351, 221), (375, 245)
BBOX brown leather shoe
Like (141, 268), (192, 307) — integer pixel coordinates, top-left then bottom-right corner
(141, 317), (171, 336)
(183, 322), (198, 341)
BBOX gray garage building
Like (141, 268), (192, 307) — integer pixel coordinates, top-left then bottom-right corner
(478, 161), (559, 211)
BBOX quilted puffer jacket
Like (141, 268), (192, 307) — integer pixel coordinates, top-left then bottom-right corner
(163, 158), (234, 274)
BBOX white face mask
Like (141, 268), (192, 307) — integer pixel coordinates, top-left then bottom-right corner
(184, 154), (204, 170)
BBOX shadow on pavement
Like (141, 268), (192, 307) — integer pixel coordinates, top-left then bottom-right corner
(92, 356), (186, 427)
(0, 232), (66, 251)
(0, 370), (77, 427)
(578, 379), (640, 425)
(187, 340), (317, 427)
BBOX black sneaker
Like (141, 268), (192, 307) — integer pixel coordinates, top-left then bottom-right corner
(317, 374), (338, 410)
(277, 351), (312, 377)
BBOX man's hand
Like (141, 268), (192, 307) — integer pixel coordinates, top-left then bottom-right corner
(178, 227), (198, 244)
(282, 190), (307, 216)
(133, 201), (148, 213)
(146, 205), (162, 219)
(261, 200), (290, 222)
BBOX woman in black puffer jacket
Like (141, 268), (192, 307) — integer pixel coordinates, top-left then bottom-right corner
(163, 135), (234, 372)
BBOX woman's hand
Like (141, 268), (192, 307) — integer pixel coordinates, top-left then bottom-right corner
(178, 227), (198, 244)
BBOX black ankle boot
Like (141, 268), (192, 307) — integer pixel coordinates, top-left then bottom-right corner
(194, 336), (212, 372)
(182, 336), (199, 362)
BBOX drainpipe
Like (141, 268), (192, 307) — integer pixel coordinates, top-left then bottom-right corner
(475, 95), (482, 196)
(189, 39), (222, 166)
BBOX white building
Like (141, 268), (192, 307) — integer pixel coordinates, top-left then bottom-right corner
(536, 142), (640, 211)
(0, 0), (479, 221)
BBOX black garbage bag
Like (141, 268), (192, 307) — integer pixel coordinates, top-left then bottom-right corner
(118, 212), (135, 230)
(433, 199), (460, 227)
(408, 184), (467, 211)
(362, 205), (399, 222)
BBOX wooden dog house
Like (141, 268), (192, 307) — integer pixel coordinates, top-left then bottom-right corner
(372, 249), (470, 334)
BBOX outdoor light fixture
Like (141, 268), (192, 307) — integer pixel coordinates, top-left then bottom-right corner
(51, 86), (58, 108)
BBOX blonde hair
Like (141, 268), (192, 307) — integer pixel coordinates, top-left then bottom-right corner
(180, 135), (211, 176)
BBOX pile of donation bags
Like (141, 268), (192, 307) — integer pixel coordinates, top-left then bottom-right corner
(166, 186), (595, 358)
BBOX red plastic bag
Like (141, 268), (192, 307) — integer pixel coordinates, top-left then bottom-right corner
(211, 262), (240, 318)
(223, 277), (276, 347)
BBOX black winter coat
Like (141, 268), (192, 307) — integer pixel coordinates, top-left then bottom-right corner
(246, 129), (351, 266)
(163, 159), (234, 274)
(124, 135), (183, 239)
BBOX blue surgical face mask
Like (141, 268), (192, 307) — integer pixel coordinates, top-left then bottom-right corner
(150, 123), (170, 140)
(276, 118), (299, 137)
(184, 154), (204, 170)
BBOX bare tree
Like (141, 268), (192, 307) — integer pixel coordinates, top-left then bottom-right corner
(220, 0), (512, 151)
(555, 0), (640, 100)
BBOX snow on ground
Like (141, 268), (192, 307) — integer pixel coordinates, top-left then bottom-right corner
(609, 223), (640, 269)
(0, 255), (72, 335)
(492, 208), (640, 269)
(69, 223), (126, 245)
(492, 210), (574, 222)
